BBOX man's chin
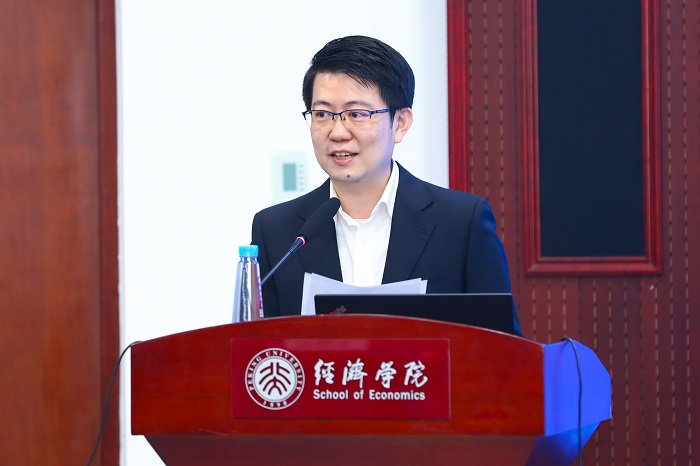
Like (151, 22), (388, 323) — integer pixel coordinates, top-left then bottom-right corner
(330, 172), (361, 183)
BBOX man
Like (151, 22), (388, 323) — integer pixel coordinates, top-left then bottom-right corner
(251, 36), (520, 335)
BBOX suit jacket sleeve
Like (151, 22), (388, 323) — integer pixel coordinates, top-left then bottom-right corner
(465, 198), (513, 293)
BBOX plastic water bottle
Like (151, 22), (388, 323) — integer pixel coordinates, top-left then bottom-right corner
(232, 245), (264, 323)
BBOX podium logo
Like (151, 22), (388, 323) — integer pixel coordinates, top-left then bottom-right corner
(245, 348), (305, 410)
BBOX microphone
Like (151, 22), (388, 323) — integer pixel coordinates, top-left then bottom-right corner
(260, 197), (341, 285)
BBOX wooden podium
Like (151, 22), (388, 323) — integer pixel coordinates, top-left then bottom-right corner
(131, 315), (611, 465)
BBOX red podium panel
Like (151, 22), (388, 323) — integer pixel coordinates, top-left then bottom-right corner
(131, 315), (611, 465)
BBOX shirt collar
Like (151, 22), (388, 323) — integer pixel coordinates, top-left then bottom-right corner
(330, 159), (400, 220)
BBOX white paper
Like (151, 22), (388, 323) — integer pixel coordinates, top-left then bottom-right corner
(300, 273), (427, 315)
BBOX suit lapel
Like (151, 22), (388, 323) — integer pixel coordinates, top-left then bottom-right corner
(295, 181), (343, 282)
(382, 165), (436, 283)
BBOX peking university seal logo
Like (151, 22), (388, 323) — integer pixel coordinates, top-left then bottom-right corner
(245, 348), (305, 410)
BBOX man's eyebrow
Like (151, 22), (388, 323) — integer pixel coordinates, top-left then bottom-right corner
(344, 100), (375, 108)
(311, 100), (332, 108)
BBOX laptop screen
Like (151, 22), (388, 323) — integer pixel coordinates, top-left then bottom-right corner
(314, 293), (518, 335)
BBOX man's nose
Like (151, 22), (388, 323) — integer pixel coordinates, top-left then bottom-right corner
(329, 115), (352, 139)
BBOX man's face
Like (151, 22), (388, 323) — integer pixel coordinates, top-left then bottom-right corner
(309, 72), (412, 191)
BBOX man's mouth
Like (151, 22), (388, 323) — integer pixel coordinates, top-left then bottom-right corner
(332, 152), (357, 159)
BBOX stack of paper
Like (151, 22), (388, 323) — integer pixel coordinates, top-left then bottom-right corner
(300, 273), (427, 315)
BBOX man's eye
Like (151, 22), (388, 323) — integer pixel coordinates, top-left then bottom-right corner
(314, 111), (329, 118)
(348, 110), (370, 119)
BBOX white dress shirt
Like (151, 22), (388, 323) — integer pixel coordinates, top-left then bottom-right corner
(331, 160), (400, 286)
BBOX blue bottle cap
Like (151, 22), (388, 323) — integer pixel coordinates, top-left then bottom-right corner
(239, 245), (259, 257)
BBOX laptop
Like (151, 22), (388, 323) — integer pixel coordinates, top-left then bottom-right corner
(314, 293), (518, 335)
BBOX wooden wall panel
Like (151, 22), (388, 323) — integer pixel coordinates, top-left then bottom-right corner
(96, 0), (120, 460)
(448, 0), (700, 464)
(686, 0), (700, 461)
(0, 1), (119, 464)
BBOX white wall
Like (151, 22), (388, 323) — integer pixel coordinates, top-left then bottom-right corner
(118, 1), (447, 464)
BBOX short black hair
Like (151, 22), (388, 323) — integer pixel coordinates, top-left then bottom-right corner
(302, 36), (415, 118)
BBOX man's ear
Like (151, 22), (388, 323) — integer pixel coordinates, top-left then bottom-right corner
(392, 107), (413, 144)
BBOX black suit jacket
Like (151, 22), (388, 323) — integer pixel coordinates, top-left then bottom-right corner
(251, 163), (520, 334)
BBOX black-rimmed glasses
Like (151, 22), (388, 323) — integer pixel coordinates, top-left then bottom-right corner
(302, 108), (391, 128)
